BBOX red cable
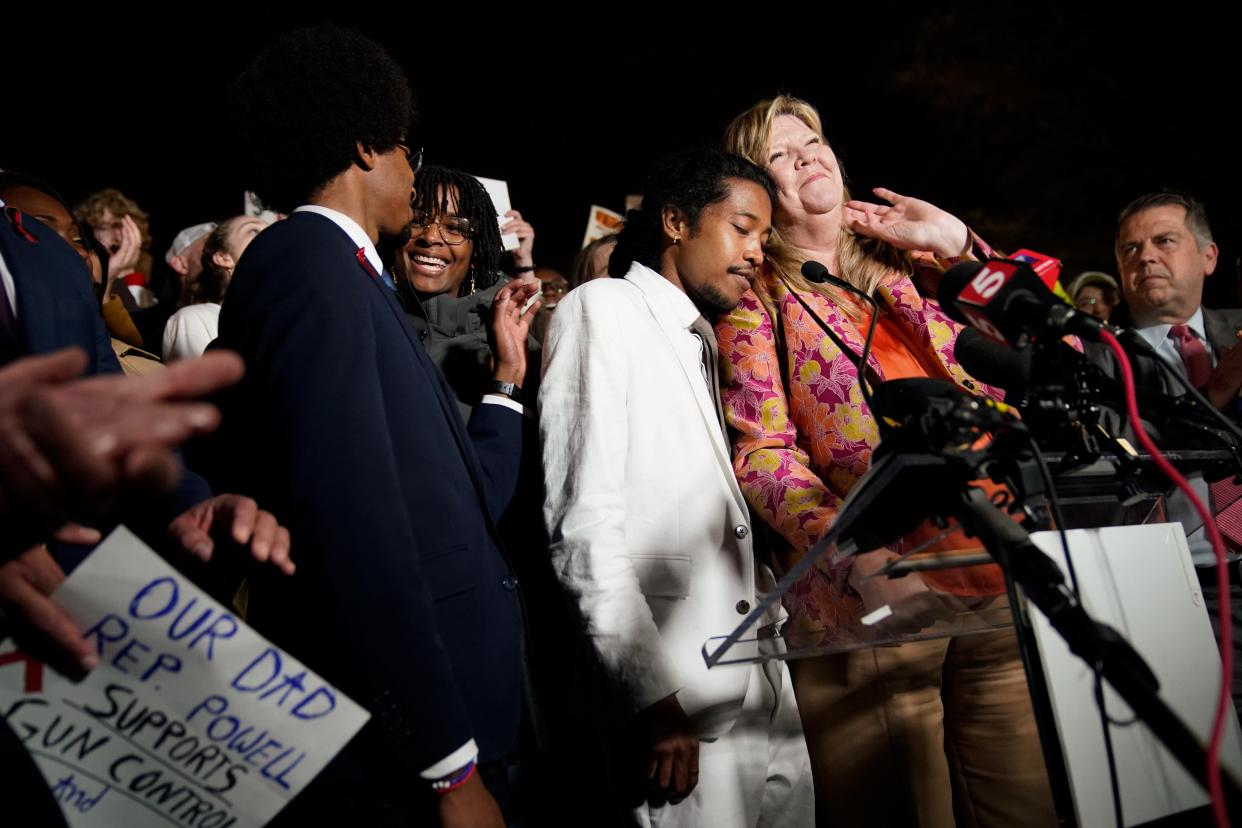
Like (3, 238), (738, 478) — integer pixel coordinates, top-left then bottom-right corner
(1098, 329), (1231, 827)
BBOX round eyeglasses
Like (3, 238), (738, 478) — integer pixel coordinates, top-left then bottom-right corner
(409, 210), (473, 245)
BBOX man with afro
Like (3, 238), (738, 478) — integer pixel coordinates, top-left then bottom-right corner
(198, 25), (539, 827)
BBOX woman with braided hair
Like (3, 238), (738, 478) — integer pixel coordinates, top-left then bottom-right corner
(393, 164), (542, 419)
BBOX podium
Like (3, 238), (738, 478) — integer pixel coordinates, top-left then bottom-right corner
(704, 460), (1242, 826)
(704, 486), (1165, 664)
(1028, 524), (1242, 826)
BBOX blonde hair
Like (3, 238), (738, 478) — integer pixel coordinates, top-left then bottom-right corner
(723, 95), (913, 316)
(74, 188), (154, 276)
(74, 188), (151, 245)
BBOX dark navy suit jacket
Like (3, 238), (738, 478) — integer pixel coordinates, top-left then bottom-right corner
(0, 205), (118, 375)
(199, 211), (525, 820)
(0, 207), (212, 554)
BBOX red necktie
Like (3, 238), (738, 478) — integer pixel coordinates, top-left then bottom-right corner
(355, 247), (378, 280)
(1172, 324), (1242, 547)
(1170, 324), (1211, 387)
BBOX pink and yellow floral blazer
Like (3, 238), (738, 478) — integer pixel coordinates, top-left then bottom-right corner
(716, 268), (1004, 639)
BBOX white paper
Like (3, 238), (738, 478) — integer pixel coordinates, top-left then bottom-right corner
(242, 192), (282, 225)
(0, 527), (370, 828)
(473, 175), (520, 252)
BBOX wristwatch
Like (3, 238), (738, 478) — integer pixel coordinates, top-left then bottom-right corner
(487, 380), (522, 403)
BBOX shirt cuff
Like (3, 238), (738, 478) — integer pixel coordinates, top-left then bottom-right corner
(419, 739), (479, 780)
(481, 393), (525, 415)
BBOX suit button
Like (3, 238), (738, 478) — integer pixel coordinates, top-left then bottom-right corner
(736, 600), (751, 615)
(734, 524), (749, 539)
(501, 575), (519, 591)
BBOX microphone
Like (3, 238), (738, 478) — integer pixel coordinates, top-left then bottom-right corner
(938, 259), (1104, 347)
(803, 260), (867, 299)
(954, 327), (1032, 399)
(1008, 249), (1063, 293)
(957, 318), (1238, 452)
(836, 376), (1021, 550)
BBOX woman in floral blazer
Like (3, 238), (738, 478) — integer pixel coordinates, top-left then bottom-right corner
(717, 95), (1057, 828)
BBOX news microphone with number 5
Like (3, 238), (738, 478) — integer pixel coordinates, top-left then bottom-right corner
(937, 258), (1103, 346)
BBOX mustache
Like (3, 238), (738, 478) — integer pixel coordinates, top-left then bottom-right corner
(728, 265), (757, 279)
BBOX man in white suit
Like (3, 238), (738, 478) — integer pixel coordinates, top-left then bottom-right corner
(539, 150), (813, 827)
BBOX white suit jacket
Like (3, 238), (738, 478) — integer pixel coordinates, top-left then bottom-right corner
(540, 262), (770, 738)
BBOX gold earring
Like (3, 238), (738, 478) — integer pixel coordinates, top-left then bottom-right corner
(468, 267), (477, 294)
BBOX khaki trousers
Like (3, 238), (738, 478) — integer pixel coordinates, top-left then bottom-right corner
(789, 628), (1057, 828)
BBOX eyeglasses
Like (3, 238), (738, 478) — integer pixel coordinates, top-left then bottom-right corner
(409, 210), (472, 244)
(396, 142), (423, 174)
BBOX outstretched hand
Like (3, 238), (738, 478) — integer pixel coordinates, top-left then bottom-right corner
(844, 187), (970, 259)
(0, 349), (243, 556)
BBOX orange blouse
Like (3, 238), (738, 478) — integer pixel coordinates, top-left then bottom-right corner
(860, 303), (1006, 597)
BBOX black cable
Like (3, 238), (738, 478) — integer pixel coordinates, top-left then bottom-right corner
(1028, 434), (1126, 828)
(783, 263), (887, 436)
(1027, 434), (1077, 593)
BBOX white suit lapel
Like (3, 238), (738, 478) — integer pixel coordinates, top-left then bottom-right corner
(623, 265), (749, 515)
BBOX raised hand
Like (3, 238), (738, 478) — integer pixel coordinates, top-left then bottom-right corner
(501, 209), (536, 269)
(844, 187), (970, 260)
(488, 278), (541, 388)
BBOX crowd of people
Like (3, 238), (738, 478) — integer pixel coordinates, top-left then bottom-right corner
(1, 23), (1239, 828)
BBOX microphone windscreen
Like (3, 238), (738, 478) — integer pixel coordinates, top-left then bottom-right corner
(801, 260), (831, 284)
(870, 378), (967, 424)
(936, 261), (987, 325)
(954, 327), (1031, 390)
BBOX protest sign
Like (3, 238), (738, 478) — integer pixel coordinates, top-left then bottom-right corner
(0, 527), (369, 828)
(581, 204), (625, 248)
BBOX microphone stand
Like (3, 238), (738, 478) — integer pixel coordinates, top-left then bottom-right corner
(950, 483), (1242, 817)
(705, 379), (1242, 817)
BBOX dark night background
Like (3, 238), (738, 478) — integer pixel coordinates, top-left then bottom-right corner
(4, 6), (1239, 303)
